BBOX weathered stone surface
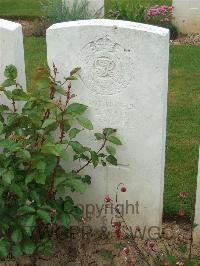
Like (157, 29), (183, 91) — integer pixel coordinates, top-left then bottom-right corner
(194, 147), (200, 245)
(173, 0), (200, 34)
(47, 19), (169, 232)
(0, 19), (26, 108)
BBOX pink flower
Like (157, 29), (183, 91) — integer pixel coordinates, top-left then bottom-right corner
(123, 246), (130, 254)
(176, 262), (184, 266)
(104, 194), (112, 203)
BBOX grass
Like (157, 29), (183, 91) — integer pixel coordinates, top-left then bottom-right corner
(0, 0), (47, 18)
(164, 45), (200, 217)
(0, 0), (172, 18)
(24, 37), (200, 218)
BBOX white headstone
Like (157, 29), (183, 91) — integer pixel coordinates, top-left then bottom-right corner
(64, 0), (104, 18)
(0, 19), (26, 109)
(47, 20), (169, 232)
(194, 147), (200, 245)
(173, 0), (200, 34)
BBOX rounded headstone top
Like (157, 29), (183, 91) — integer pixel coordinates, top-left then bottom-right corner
(47, 19), (169, 37)
(0, 19), (21, 30)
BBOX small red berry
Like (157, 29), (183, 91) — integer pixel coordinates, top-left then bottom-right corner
(123, 246), (130, 254)
(104, 194), (112, 203)
(179, 191), (187, 198)
(163, 262), (170, 266)
(178, 208), (185, 217)
(50, 208), (56, 216)
(81, 217), (88, 224)
(121, 186), (127, 192)
(114, 228), (122, 240)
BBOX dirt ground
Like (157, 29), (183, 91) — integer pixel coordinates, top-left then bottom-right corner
(0, 221), (200, 266)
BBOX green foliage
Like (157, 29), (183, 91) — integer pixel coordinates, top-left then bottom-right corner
(162, 23), (179, 40)
(107, 0), (146, 23)
(43, 0), (103, 23)
(0, 64), (122, 258)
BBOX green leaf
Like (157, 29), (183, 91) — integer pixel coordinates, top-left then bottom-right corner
(55, 85), (66, 95)
(66, 179), (87, 193)
(3, 170), (14, 184)
(69, 141), (86, 153)
(90, 151), (99, 168)
(179, 244), (187, 254)
(0, 238), (10, 258)
(0, 104), (9, 113)
(25, 172), (36, 185)
(37, 239), (53, 256)
(0, 121), (3, 134)
(17, 149), (31, 160)
(106, 155), (118, 166)
(65, 103), (87, 115)
(36, 161), (46, 172)
(3, 89), (12, 100)
(60, 149), (69, 161)
(21, 215), (36, 236)
(72, 206), (83, 221)
(18, 206), (35, 214)
(103, 128), (117, 136)
(9, 184), (23, 198)
(1, 79), (16, 88)
(107, 136), (122, 145)
(94, 133), (104, 140)
(0, 139), (21, 151)
(12, 89), (28, 101)
(69, 128), (81, 139)
(11, 229), (22, 243)
(61, 213), (70, 228)
(70, 67), (81, 76)
(34, 174), (46, 185)
(64, 197), (74, 213)
(106, 145), (116, 156)
(77, 116), (93, 130)
(4, 65), (17, 80)
(37, 210), (51, 223)
(82, 175), (91, 185)
(41, 142), (62, 156)
(55, 175), (66, 187)
(12, 245), (23, 257)
(65, 76), (77, 81)
(22, 240), (36, 255)
(42, 118), (56, 128)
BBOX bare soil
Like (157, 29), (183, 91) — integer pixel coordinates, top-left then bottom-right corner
(0, 221), (200, 266)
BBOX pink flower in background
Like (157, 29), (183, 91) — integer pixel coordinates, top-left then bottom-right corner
(145, 5), (173, 25)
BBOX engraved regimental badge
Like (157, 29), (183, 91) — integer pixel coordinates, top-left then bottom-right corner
(80, 36), (133, 96)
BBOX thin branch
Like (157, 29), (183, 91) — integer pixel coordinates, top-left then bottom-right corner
(76, 137), (107, 173)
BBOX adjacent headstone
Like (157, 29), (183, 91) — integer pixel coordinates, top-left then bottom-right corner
(173, 0), (200, 34)
(47, 20), (169, 232)
(0, 19), (26, 109)
(194, 147), (200, 245)
(64, 0), (104, 18)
